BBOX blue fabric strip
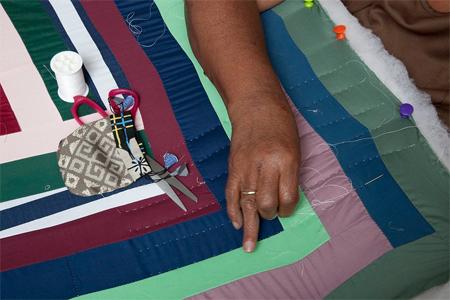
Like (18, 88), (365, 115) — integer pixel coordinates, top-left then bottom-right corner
(0, 178), (150, 231)
(40, 0), (104, 110)
(71, 0), (132, 92)
(1, 2), (282, 299)
(261, 10), (434, 248)
(1, 1), (132, 230)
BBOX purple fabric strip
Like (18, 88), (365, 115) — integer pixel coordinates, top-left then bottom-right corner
(189, 95), (393, 299)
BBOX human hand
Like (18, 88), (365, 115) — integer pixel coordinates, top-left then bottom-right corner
(226, 91), (301, 253)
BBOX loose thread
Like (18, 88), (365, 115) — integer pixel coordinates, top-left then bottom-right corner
(364, 174), (384, 186)
(345, 60), (397, 126)
(329, 122), (448, 148)
(301, 260), (305, 276)
(307, 109), (324, 114)
(43, 65), (56, 80)
(266, 250), (300, 260)
(388, 221), (404, 232)
(125, 1), (167, 49)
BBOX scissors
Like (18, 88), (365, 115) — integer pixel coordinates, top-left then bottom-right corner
(145, 154), (197, 211)
(71, 89), (197, 211)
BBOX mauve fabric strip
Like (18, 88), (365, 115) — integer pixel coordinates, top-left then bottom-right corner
(261, 9), (433, 248)
(191, 215), (391, 300)
(0, 84), (21, 136)
(190, 96), (393, 299)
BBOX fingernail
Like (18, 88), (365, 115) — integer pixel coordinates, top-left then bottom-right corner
(269, 213), (279, 220)
(232, 222), (240, 230)
(243, 241), (254, 253)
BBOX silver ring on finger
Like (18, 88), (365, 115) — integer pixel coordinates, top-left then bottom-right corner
(241, 191), (257, 195)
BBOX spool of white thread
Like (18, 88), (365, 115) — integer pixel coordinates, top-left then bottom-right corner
(50, 51), (89, 103)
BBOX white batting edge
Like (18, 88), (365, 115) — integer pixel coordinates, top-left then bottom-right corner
(318, 0), (450, 171)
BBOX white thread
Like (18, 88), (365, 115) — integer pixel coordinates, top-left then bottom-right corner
(43, 65), (56, 80)
(345, 60), (397, 126)
(307, 109), (324, 114)
(364, 174), (384, 185)
(301, 260), (305, 276)
(329, 122), (448, 150)
(266, 250), (300, 260)
(50, 51), (88, 103)
(168, 0), (185, 20)
(388, 221), (404, 231)
(125, 1), (167, 48)
(196, 177), (206, 185)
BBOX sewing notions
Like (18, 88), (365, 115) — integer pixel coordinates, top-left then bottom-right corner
(50, 51), (89, 103)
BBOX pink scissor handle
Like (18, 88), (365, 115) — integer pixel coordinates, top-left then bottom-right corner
(71, 95), (109, 126)
(108, 89), (140, 118)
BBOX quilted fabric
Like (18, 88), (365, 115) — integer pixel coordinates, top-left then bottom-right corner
(0, 0), (448, 299)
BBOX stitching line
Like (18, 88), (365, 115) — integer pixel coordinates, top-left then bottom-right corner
(131, 202), (218, 232)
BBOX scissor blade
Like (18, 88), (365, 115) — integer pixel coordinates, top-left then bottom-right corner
(155, 179), (187, 212)
(146, 155), (198, 202)
(165, 176), (198, 202)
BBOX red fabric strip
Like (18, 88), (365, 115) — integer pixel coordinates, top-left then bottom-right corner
(0, 84), (21, 136)
(1, 0), (220, 272)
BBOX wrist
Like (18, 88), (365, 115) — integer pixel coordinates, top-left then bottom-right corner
(227, 89), (287, 116)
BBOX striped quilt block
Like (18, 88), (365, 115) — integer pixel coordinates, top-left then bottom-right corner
(0, 0), (448, 299)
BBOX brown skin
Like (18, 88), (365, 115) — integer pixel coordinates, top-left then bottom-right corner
(185, 0), (446, 252)
(185, 0), (300, 253)
(427, 0), (450, 12)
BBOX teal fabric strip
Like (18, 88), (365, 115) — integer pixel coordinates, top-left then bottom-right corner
(273, 0), (449, 241)
(327, 233), (449, 299)
(272, 1), (449, 298)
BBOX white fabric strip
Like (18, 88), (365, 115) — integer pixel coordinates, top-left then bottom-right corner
(48, 0), (145, 129)
(48, 0), (117, 111)
(0, 2), (144, 165)
(0, 6), (62, 130)
(0, 113), (102, 164)
(318, 0), (450, 170)
(0, 182), (164, 239)
(0, 188), (67, 211)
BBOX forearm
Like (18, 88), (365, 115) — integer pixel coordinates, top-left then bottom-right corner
(185, 0), (285, 118)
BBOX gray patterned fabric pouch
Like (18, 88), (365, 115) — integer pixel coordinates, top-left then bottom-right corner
(56, 112), (145, 196)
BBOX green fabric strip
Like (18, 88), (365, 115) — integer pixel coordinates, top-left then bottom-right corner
(0, 152), (64, 202)
(72, 2), (328, 299)
(0, 130), (150, 202)
(274, 1), (449, 240)
(1, 0), (93, 120)
(137, 130), (154, 159)
(75, 189), (328, 300)
(327, 233), (449, 299)
(273, 1), (449, 298)
(153, 0), (232, 139)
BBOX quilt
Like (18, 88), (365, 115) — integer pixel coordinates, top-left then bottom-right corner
(0, 0), (448, 299)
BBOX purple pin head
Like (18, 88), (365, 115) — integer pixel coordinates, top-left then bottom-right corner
(400, 103), (414, 119)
